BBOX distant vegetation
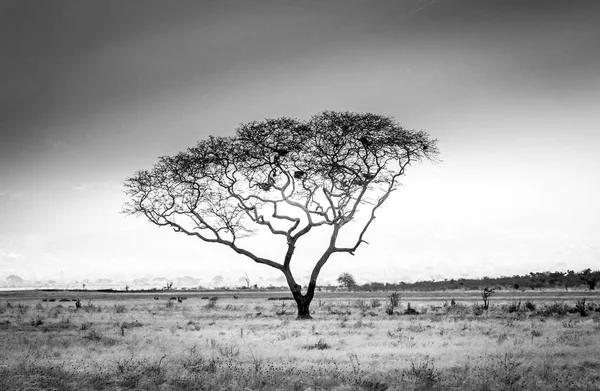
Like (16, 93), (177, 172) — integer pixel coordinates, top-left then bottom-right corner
(3, 268), (599, 293)
(351, 268), (600, 292)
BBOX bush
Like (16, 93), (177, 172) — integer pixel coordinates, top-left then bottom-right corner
(389, 292), (401, 307)
(274, 302), (287, 315)
(304, 338), (330, 350)
(83, 302), (102, 313)
(386, 292), (401, 315)
(507, 299), (521, 313)
(404, 303), (419, 315)
(16, 304), (29, 315)
(325, 303), (351, 316)
(30, 315), (44, 327)
(114, 304), (127, 313)
(575, 299), (588, 317)
(402, 357), (438, 389)
(355, 299), (369, 313)
(472, 304), (484, 316)
(539, 302), (569, 316)
(524, 300), (536, 311)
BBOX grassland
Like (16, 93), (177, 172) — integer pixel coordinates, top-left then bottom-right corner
(1, 289), (599, 390)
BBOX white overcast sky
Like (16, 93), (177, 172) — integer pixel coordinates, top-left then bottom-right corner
(1, 0), (599, 286)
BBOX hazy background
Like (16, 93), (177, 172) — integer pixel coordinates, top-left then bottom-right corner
(1, 0), (599, 289)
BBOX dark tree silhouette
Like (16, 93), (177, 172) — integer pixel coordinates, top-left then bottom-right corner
(124, 111), (438, 319)
(337, 272), (357, 290)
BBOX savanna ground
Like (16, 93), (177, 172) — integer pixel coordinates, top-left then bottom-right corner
(1, 289), (599, 390)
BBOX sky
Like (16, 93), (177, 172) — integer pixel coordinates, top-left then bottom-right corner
(1, 0), (599, 288)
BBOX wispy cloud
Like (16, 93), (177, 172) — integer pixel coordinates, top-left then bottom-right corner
(408, 0), (438, 17)
(0, 249), (22, 260)
(70, 180), (121, 192)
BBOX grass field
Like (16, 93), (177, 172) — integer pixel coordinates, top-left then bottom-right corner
(1, 289), (599, 390)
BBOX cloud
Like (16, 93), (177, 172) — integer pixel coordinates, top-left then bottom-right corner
(70, 180), (121, 193)
(0, 249), (22, 260)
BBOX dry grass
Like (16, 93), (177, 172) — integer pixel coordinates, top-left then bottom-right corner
(0, 291), (599, 390)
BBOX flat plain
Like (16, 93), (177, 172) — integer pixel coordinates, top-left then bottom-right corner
(1, 289), (599, 390)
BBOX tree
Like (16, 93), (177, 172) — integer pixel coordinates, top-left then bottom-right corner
(337, 272), (357, 290)
(124, 111), (438, 319)
(580, 268), (599, 290)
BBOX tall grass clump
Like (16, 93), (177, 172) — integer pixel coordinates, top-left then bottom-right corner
(402, 356), (439, 390)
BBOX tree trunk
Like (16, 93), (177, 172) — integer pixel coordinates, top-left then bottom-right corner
(293, 292), (313, 320)
(283, 268), (317, 320)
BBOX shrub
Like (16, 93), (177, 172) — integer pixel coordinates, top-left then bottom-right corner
(325, 303), (351, 315)
(16, 304), (29, 315)
(30, 315), (44, 327)
(386, 292), (401, 315)
(183, 348), (219, 375)
(114, 355), (167, 388)
(304, 338), (330, 350)
(114, 304), (127, 313)
(507, 299), (522, 313)
(575, 299), (588, 317)
(472, 304), (484, 316)
(83, 302), (102, 313)
(389, 292), (401, 307)
(404, 303), (419, 315)
(539, 302), (569, 316)
(355, 299), (369, 313)
(274, 302), (287, 316)
(524, 300), (536, 311)
(490, 352), (530, 390)
(402, 356), (438, 389)
(83, 330), (118, 346)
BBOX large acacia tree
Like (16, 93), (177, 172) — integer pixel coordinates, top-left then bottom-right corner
(124, 111), (438, 319)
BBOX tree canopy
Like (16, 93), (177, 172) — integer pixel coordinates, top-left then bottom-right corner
(337, 272), (357, 290)
(124, 111), (438, 318)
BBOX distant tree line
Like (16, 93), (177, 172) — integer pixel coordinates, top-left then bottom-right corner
(344, 268), (599, 292)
